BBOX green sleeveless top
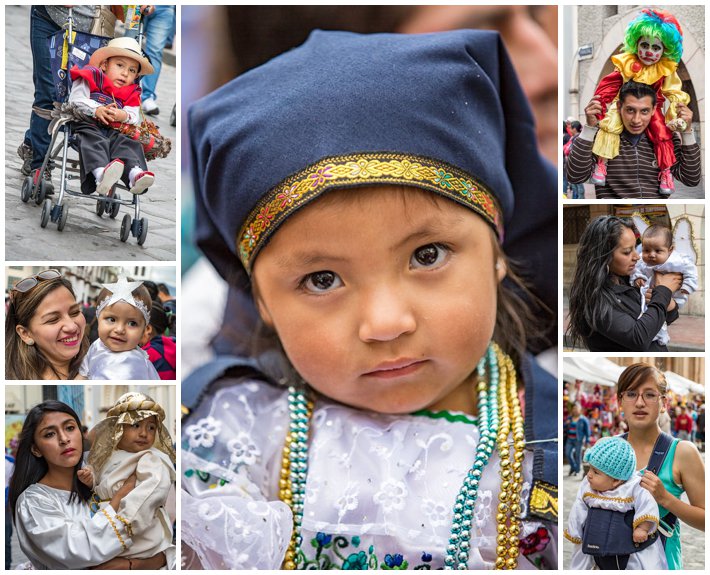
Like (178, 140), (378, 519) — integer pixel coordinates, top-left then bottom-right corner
(648, 438), (684, 570)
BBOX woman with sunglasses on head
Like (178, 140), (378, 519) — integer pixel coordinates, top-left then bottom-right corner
(5, 270), (89, 380)
(8, 400), (167, 569)
(616, 363), (705, 569)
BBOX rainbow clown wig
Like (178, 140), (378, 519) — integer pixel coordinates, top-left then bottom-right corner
(623, 8), (684, 63)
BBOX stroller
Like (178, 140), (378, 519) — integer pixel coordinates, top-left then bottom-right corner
(20, 8), (162, 245)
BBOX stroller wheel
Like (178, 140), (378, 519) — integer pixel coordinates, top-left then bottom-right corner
(137, 217), (149, 246)
(40, 199), (52, 228)
(57, 204), (68, 232)
(21, 176), (32, 203)
(110, 193), (121, 219)
(170, 104), (176, 127)
(35, 180), (45, 206)
(95, 198), (106, 217)
(40, 180), (54, 202)
(120, 213), (132, 242)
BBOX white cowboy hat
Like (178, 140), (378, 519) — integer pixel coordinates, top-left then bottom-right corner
(89, 37), (154, 76)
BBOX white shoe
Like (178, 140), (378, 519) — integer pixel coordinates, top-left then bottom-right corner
(96, 159), (124, 196)
(130, 171), (154, 195)
(142, 98), (159, 116)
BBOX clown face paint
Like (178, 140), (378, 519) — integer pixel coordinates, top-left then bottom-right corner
(637, 36), (664, 66)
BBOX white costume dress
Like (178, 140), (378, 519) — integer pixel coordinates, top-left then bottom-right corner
(80, 339), (160, 380)
(565, 475), (667, 570)
(630, 251), (698, 345)
(15, 483), (133, 569)
(93, 448), (176, 568)
(182, 380), (558, 570)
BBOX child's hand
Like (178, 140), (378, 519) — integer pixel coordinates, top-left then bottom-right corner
(634, 278), (646, 288)
(632, 527), (649, 543)
(94, 106), (112, 125)
(584, 97), (604, 127)
(77, 467), (94, 488)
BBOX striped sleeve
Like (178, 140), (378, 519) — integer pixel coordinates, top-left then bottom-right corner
(671, 135), (701, 187)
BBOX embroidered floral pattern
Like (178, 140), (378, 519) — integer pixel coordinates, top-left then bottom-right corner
(185, 416), (222, 449)
(519, 526), (551, 556)
(335, 482), (360, 518)
(373, 479), (408, 512)
(227, 432), (261, 467)
(302, 532), (432, 570)
(237, 153), (502, 270)
(421, 497), (449, 527)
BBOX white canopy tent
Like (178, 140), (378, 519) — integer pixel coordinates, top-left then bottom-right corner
(563, 358), (704, 396)
(664, 371), (705, 396)
(562, 357), (625, 387)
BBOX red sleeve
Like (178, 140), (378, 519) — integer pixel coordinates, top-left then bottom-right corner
(593, 71), (624, 118)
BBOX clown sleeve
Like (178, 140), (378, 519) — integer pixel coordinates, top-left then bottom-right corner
(662, 71), (691, 123)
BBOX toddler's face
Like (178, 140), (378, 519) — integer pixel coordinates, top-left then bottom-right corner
(102, 56), (139, 87)
(586, 465), (623, 492)
(252, 186), (505, 415)
(98, 301), (146, 352)
(637, 36), (664, 66)
(641, 236), (672, 266)
(117, 415), (157, 452)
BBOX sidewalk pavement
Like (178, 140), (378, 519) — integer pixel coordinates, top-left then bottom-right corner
(4, 5), (176, 260)
(562, 459), (705, 570)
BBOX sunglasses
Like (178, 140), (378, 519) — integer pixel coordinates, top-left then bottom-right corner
(11, 269), (62, 295)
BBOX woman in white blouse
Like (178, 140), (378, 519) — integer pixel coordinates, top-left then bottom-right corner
(8, 400), (167, 570)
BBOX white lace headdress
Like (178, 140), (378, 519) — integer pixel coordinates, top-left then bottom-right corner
(96, 276), (150, 324)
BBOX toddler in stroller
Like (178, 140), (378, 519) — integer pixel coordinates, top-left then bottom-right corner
(69, 36), (155, 196)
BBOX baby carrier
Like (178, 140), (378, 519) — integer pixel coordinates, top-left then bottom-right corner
(580, 432), (676, 569)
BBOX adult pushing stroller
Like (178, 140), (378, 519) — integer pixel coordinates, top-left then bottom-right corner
(20, 8), (170, 245)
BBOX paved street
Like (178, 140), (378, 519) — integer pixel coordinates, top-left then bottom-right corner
(562, 456), (705, 570)
(4, 5), (176, 260)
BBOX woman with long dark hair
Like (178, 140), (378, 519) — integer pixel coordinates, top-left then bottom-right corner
(9, 401), (166, 569)
(5, 270), (89, 379)
(616, 364), (705, 569)
(567, 216), (683, 351)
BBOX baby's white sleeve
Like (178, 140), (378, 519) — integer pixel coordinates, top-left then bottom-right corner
(633, 482), (660, 535)
(123, 105), (141, 126)
(117, 451), (174, 536)
(564, 478), (589, 545)
(630, 260), (651, 285)
(68, 78), (100, 116)
(680, 259), (698, 294)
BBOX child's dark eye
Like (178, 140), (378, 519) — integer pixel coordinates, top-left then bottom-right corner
(301, 271), (342, 293)
(410, 243), (450, 269)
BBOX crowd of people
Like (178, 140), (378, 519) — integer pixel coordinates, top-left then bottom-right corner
(564, 379), (705, 467)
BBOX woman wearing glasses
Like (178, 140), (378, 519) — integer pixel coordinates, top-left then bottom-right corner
(617, 363), (705, 569)
(5, 270), (89, 380)
(567, 216), (683, 351)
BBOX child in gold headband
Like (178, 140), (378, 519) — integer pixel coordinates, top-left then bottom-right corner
(79, 392), (176, 569)
(182, 29), (558, 569)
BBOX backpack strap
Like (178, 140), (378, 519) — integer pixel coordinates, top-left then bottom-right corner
(621, 431), (678, 535)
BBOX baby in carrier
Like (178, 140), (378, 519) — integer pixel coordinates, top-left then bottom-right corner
(565, 437), (667, 569)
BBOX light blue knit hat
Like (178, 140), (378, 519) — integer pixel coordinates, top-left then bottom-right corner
(583, 437), (636, 481)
